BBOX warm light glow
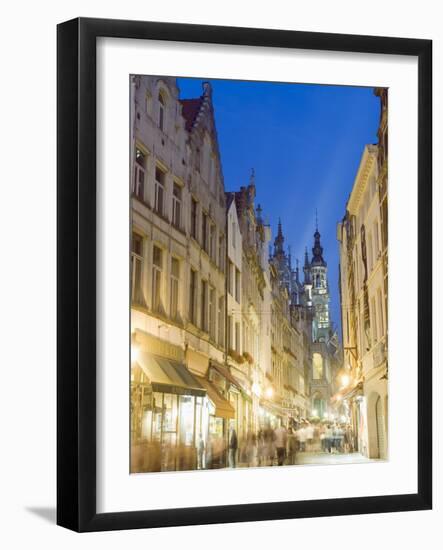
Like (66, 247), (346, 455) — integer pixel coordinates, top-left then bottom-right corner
(265, 387), (274, 399)
(341, 374), (350, 388)
(312, 408), (318, 417)
(252, 382), (262, 398)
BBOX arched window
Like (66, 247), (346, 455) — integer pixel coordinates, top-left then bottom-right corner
(313, 396), (325, 418)
(158, 91), (166, 131)
(315, 273), (321, 288)
(313, 353), (323, 379)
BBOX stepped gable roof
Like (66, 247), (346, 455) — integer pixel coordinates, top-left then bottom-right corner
(179, 97), (203, 132)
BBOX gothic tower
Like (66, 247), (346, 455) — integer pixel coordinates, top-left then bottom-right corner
(309, 225), (330, 343)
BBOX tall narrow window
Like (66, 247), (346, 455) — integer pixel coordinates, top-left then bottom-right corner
(189, 269), (197, 324)
(371, 296), (378, 344)
(235, 322), (241, 353)
(158, 92), (165, 131)
(201, 212), (208, 251)
(368, 232), (374, 273)
(133, 148), (146, 200)
(131, 233), (144, 305)
(209, 224), (216, 261)
(373, 220), (380, 260)
(201, 280), (208, 332)
(227, 315), (233, 349)
(209, 287), (216, 340)
(218, 296), (225, 346)
(235, 268), (241, 303)
(228, 261), (234, 296)
(154, 167), (165, 216)
(191, 198), (198, 240)
(152, 246), (163, 312)
(377, 288), (384, 338)
(313, 353), (323, 380)
(172, 182), (182, 228)
(218, 233), (225, 271)
(170, 258), (180, 320)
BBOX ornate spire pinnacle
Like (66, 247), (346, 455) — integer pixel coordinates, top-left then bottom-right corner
(303, 247), (311, 285)
(311, 223), (327, 267)
(274, 218), (284, 256)
(295, 258), (300, 283)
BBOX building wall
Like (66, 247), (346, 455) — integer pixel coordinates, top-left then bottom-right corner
(338, 138), (388, 459)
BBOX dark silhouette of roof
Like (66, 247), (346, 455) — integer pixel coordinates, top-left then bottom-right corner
(179, 97), (203, 132)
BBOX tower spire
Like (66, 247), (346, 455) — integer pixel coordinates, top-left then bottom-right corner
(274, 218), (284, 255)
(312, 223), (326, 267)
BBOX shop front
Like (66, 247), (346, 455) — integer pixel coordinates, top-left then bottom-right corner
(196, 376), (235, 468)
(131, 347), (207, 473)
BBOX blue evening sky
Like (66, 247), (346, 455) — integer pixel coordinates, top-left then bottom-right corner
(177, 77), (381, 339)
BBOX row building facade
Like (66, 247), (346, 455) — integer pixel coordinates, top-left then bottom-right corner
(337, 88), (388, 459)
(130, 75), (341, 472)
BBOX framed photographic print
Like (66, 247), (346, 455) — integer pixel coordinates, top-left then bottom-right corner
(57, 17), (432, 532)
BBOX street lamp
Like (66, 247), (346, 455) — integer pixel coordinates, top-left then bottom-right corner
(340, 374), (351, 388)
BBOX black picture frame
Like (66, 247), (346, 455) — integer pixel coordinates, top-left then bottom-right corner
(57, 17), (432, 532)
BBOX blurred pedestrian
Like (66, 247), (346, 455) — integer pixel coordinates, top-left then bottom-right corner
(297, 424), (307, 452)
(275, 423), (287, 466)
(228, 427), (238, 468)
(197, 432), (205, 469)
(306, 422), (314, 451)
(287, 427), (297, 465)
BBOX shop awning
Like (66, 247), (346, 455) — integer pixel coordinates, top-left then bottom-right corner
(196, 376), (235, 419)
(331, 381), (363, 403)
(137, 352), (206, 397)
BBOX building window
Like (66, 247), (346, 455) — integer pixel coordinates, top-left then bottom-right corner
(170, 258), (180, 320)
(373, 220), (380, 260)
(201, 212), (208, 252)
(235, 268), (240, 303)
(209, 224), (216, 261)
(313, 353), (323, 380)
(218, 296), (225, 346)
(235, 322), (241, 353)
(152, 246), (163, 312)
(172, 182), (182, 228)
(191, 198), (198, 240)
(154, 167), (165, 216)
(209, 287), (216, 341)
(133, 148), (146, 200)
(315, 273), (321, 288)
(371, 296), (378, 344)
(189, 269), (197, 324)
(218, 233), (225, 271)
(131, 233), (144, 305)
(201, 280), (208, 332)
(377, 288), (384, 338)
(367, 231), (373, 273)
(145, 93), (151, 115)
(227, 315), (233, 349)
(228, 261), (234, 296)
(158, 92), (166, 131)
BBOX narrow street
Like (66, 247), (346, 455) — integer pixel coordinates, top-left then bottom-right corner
(294, 451), (374, 465)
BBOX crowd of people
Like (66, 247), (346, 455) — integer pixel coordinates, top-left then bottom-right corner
(131, 419), (356, 472)
(213, 420), (356, 469)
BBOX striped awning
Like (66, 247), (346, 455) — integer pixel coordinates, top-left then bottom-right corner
(137, 352), (206, 397)
(196, 376), (235, 419)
